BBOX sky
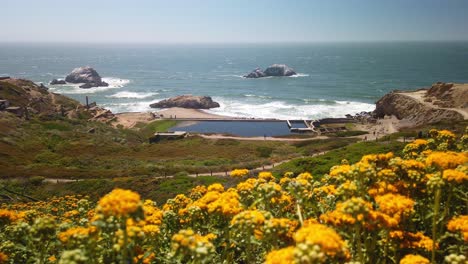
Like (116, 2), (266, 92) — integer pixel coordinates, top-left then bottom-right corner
(2, 0), (468, 43)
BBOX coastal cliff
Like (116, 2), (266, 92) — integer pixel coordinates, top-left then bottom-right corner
(0, 78), (115, 121)
(374, 82), (467, 127)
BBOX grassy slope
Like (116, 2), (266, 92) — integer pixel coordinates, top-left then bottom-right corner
(1, 175), (235, 205)
(1, 108), (367, 179)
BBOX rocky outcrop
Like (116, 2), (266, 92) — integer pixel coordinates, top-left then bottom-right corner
(65, 66), (108, 88)
(374, 82), (467, 127)
(244, 64), (296, 78)
(0, 78), (118, 123)
(244, 68), (267, 78)
(50, 79), (66, 85)
(425, 82), (468, 109)
(150, 95), (220, 109)
(0, 78), (81, 117)
(264, 64), (297, 76)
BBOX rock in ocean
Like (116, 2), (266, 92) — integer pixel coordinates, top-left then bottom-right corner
(244, 64), (296, 78)
(50, 79), (66, 85)
(150, 95), (220, 109)
(65, 66), (108, 88)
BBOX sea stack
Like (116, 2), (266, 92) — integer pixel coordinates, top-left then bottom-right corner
(65, 66), (109, 88)
(244, 64), (297, 78)
(50, 79), (67, 85)
(150, 95), (220, 109)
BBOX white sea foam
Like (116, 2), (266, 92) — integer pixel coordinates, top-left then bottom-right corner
(243, 94), (273, 99)
(289, 73), (309, 78)
(107, 91), (157, 99)
(218, 74), (245, 78)
(101, 99), (160, 113)
(48, 77), (130, 94)
(206, 97), (375, 120)
(102, 77), (130, 88)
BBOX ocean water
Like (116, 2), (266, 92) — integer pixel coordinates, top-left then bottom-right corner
(1, 42), (467, 119)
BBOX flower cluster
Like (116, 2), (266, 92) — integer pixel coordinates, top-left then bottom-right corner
(96, 188), (143, 218)
(0, 129), (466, 263)
(230, 168), (249, 178)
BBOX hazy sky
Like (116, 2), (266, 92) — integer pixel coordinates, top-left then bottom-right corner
(2, 0), (468, 43)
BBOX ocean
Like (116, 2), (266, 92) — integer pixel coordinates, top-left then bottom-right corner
(1, 42), (467, 119)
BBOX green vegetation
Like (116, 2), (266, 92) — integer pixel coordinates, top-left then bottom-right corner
(137, 120), (179, 137)
(292, 137), (359, 156)
(273, 140), (406, 177)
(1, 113), (297, 178)
(332, 130), (367, 137)
(1, 109), (370, 180)
(1, 175), (234, 205)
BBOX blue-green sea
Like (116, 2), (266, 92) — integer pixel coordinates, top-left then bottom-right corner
(1, 42), (467, 119)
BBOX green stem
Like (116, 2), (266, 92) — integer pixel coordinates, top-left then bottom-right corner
(439, 185), (452, 235)
(122, 219), (128, 264)
(382, 230), (388, 264)
(296, 203), (304, 226)
(432, 188), (441, 264)
(355, 224), (364, 263)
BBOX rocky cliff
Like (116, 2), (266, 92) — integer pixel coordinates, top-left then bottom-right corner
(0, 78), (115, 122)
(374, 82), (467, 127)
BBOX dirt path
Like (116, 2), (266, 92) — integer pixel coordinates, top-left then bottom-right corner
(37, 151), (330, 184)
(396, 91), (468, 119)
(354, 115), (400, 141)
(113, 112), (157, 128)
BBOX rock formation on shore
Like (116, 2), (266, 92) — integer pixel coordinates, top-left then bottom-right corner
(150, 95), (220, 109)
(244, 64), (296, 78)
(65, 66), (108, 88)
(50, 79), (66, 85)
(0, 78), (115, 122)
(374, 82), (467, 127)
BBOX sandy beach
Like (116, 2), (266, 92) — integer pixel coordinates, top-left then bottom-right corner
(113, 106), (404, 140)
(113, 107), (232, 128)
(156, 107), (229, 119)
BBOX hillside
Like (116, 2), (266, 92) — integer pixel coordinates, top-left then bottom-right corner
(374, 82), (468, 127)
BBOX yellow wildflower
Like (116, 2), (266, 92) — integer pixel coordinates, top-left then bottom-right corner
(258, 171), (275, 181)
(230, 169), (249, 178)
(207, 183), (225, 192)
(171, 229), (216, 261)
(399, 254), (430, 264)
(134, 253), (155, 264)
(389, 231), (435, 251)
(58, 226), (97, 243)
(96, 189), (142, 218)
(425, 151), (468, 169)
(264, 246), (294, 264)
(329, 164), (351, 177)
(447, 215), (468, 242)
(0, 209), (19, 224)
(0, 252), (8, 263)
(189, 185), (207, 199)
(294, 223), (349, 260)
(375, 193), (414, 217)
(142, 224), (160, 236)
(442, 169), (467, 183)
(231, 210), (266, 226)
(236, 179), (256, 193)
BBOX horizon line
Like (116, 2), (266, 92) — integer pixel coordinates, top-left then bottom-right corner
(1, 40), (468, 45)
